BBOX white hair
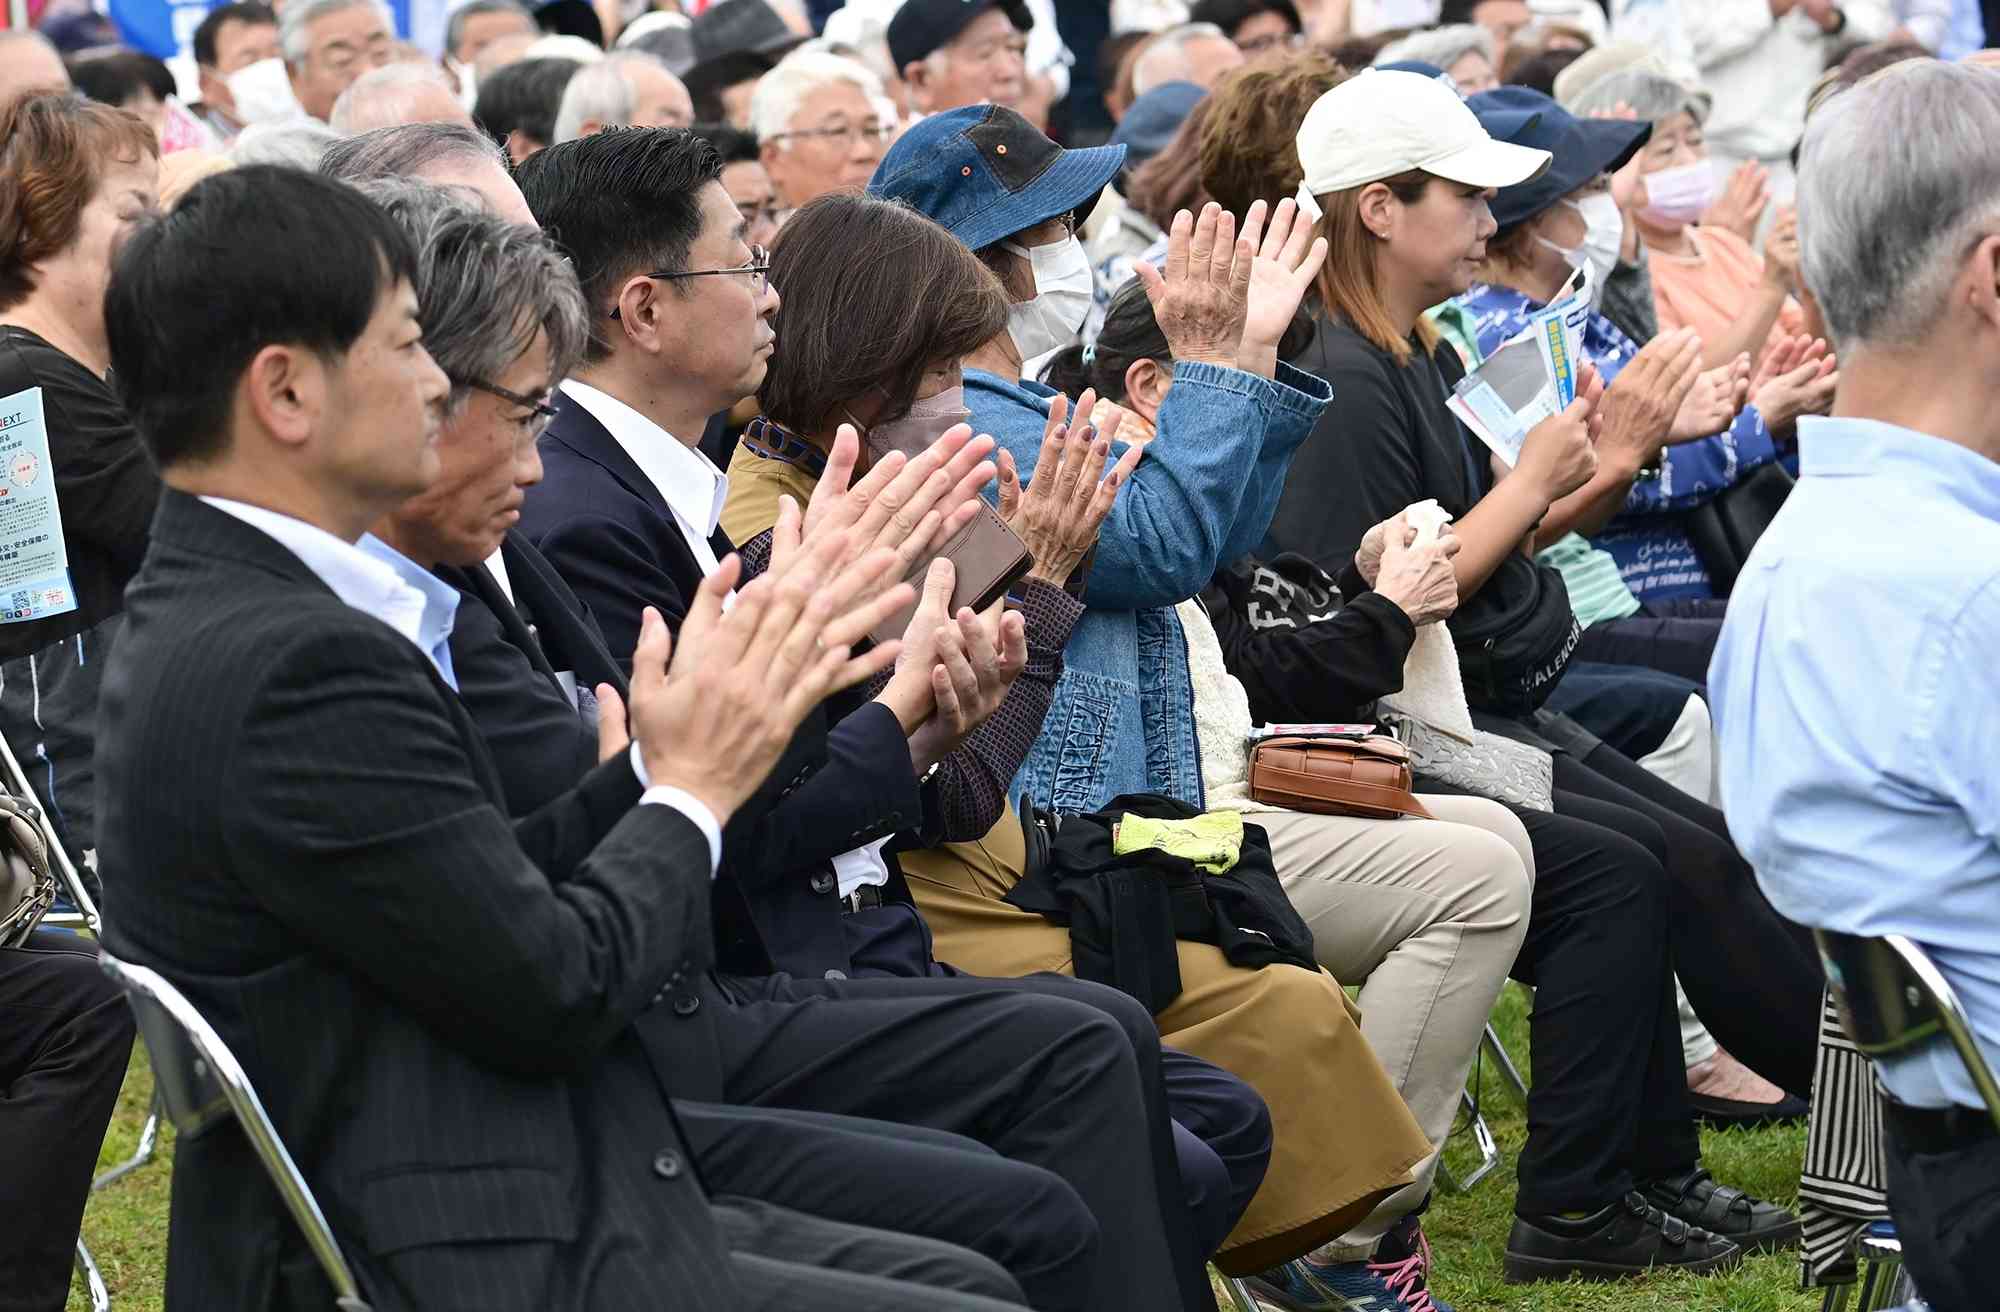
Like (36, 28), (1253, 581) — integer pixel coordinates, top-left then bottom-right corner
(552, 50), (678, 142)
(329, 61), (459, 133)
(523, 34), (605, 64)
(229, 117), (345, 168)
(1130, 22), (1230, 96)
(749, 49), (883, 145)
(1373, 24), (1496, 75)
(279, 0), (393, 64)
(1798, 60), (2000, 350)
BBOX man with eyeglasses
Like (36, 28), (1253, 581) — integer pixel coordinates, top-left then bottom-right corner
(280, 0), (394, 123)
(750, 50), (896, 221)
(889, 0), (1032, 117)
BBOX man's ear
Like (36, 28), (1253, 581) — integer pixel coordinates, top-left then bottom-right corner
(505, 129), (537, 164)
(1968, 234), (2000, 336)
(242, 343), (323, 452)
(610, 274), (673, 356)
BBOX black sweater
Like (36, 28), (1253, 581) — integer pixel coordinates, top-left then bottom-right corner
(1199, 554), (1416, 727)
(0, 327), (160, 659)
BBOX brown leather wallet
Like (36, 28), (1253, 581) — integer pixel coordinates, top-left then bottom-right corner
(1247, 734), (1434, 821)
(869, 503), (1035, 646)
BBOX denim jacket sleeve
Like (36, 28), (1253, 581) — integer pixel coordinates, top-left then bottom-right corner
(1626, 402), (1782, 514)
(1085, 360), (1330, 610)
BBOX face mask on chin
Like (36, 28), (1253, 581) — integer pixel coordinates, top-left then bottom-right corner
(853, 383), (972, 462)
(1535, 192), (1623, 308)
(1639, 160), (1717, 227)
(999, 233), (1093, 362)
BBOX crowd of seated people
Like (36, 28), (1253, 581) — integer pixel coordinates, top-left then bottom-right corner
(6, 3), (2000, 1310)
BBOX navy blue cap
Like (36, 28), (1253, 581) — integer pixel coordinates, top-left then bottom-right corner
(868, 104), (1126, 254)
(1109, 82), (1206, 171)
(1466, 86), (1650, 230)
(1376, 59), (1449, 82)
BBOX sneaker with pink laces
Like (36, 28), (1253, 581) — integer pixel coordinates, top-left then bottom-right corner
(1366, 1213), (1452, 1312)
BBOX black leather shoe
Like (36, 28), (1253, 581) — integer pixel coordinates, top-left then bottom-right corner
(1688, 1090), (1810, 1129)
(1642, 1166), (1803, 1253)
(1504, 1192), (1743, 1284)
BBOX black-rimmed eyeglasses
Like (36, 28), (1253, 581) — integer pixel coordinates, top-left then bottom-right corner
(463, 377), (559, 437)
(609, 245), (771, 319)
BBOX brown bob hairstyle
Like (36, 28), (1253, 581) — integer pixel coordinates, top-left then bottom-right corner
(757, 192), (1008, 441)
(0, 92), (159, 313)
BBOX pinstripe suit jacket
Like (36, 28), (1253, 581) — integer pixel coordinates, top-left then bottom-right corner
(95, 491), (741, 1312)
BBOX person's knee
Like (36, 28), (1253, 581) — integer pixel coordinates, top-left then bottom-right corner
(1020, 972), (1161, 1060)
(1436, 823), (1535, 935)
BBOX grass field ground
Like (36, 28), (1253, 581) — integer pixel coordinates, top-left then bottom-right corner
(70, 986), (1823, 1312)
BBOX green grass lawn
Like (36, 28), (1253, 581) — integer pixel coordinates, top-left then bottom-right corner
(71, 985), (1821, 1311)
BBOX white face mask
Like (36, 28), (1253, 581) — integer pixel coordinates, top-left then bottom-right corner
(225, 56), (304, 125)
(999, 234), (1093, 362)
(1639, 161), (1716, 228)
(1536, 193), (1623, 307)
(860, 384), (972, 462)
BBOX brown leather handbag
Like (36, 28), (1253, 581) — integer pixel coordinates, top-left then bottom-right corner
(1247, 734), (1434, 821)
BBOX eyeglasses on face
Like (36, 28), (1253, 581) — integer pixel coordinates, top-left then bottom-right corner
(608, 246), (771, 319)
(770, 120), (895, 148)
(462, 377), (559, 438)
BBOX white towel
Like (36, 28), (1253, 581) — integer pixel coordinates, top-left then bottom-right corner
(1377, 500), (1476, 742)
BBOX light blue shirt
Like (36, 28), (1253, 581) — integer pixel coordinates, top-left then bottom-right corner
(1710, 416), (2000, 1109)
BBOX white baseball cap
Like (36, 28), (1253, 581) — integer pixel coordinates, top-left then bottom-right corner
(1293, 70), (1552, 220)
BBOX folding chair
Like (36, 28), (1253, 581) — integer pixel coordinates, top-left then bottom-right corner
(1814, 929), (2000, 1312)
(73, 1238), (108, 1312)
(99, 951), (375, 1312)
(1438, 1021), (1528, 1192)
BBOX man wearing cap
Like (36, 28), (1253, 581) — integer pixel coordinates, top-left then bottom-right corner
(890, 0), (1033, 116)
(868, 107), (1456, 1284)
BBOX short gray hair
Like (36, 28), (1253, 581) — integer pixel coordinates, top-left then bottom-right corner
(1567, 69), (1706, 127)
(1373, 24), (1496, 75)
(552, 50), (676, 142)
(444, 0), (531, 59)
(1798, 60), (2000, 349)
(320, 120), (509, 183)
(1131, 22), (1231, 96)
(352, 178), (589, 405)
(228, 117), (345, 168)
(749, 48), (882, 145)
(328, 61), (458, 133)
(280, 0), (392, 64)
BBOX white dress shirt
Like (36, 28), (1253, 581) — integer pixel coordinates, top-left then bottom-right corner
(558, 380), (898, 896)
(206, 496), (722, 872)
(561, 378), (730, 574)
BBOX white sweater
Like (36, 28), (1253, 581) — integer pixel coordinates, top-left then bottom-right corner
(1681, 0), (1892, 162)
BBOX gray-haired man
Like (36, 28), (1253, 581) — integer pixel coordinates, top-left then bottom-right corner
(1713, 60), (2000, 1312)
(281, 0), (393, 120)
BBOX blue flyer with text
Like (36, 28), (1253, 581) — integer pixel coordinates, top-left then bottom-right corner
(0, 388), (78, 625)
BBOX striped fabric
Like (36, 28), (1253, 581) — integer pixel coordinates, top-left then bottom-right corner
(1537, 535), (1644, 628)
(1798, 990), (1891, 1289)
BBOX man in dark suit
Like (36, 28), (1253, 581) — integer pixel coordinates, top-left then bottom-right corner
(90, 165), (1041, 1312)
(353, 175), (1127, 1308)
(513, 127), (1270, 1308)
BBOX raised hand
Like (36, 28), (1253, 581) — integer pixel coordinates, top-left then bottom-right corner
(1133, 202), (1251, 369)
(630, 534), (915, 825)
(1761, 206), (1801, 294)
(1236, 197), (1330, 378)
(1754, 350), (1838, 434)
(776, 422), (997, 583)
(1669, 352), (1753, 442)
(1591, 329), (1702, 473)
(1703, 161), (1769, 243)
(996, 390), (1141, 590)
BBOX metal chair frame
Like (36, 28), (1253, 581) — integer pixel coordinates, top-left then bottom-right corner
(1813, 929), (2000, 1312)
(99, 950), (374, 1312)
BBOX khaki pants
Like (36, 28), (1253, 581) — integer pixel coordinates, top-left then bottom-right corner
(1257, 795), (1534, 1260)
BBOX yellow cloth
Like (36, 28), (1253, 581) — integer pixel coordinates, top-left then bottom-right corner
(1113, 810), (1244, 873)
(720, 437), (822, 547)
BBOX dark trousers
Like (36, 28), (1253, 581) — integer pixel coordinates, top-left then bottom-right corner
(1544, 661), (1702, 760)
(844, 902), (1272, 1256)
(715, 1197), (1027, 1311)
(1558, 744), (1823, 1097)
(1881, 1105), (2000, 1312)
(1572, 598), (1729, 687)
(0, 931), (135, 1312)
(708, 967), (1215, 1312)
(682, 1102), (1097, 1312)
(1421, 778), (1700, 1214)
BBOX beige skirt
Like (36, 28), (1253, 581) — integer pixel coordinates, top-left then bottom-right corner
(899, 806), (1432, 1275)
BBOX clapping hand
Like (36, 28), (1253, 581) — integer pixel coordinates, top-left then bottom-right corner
(1234, 198), (1329, 378)
(1668, 352), (1752, 442)
(891, 559), (1030, 770)
(1703, 162), (1770, 243)
(1133, 202), (1251, 371)
(775, 423), (996, 584)
(616, 520), (915, 825)
(996, 389), (1140, 590)
(1752, 334), (1838, 433)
